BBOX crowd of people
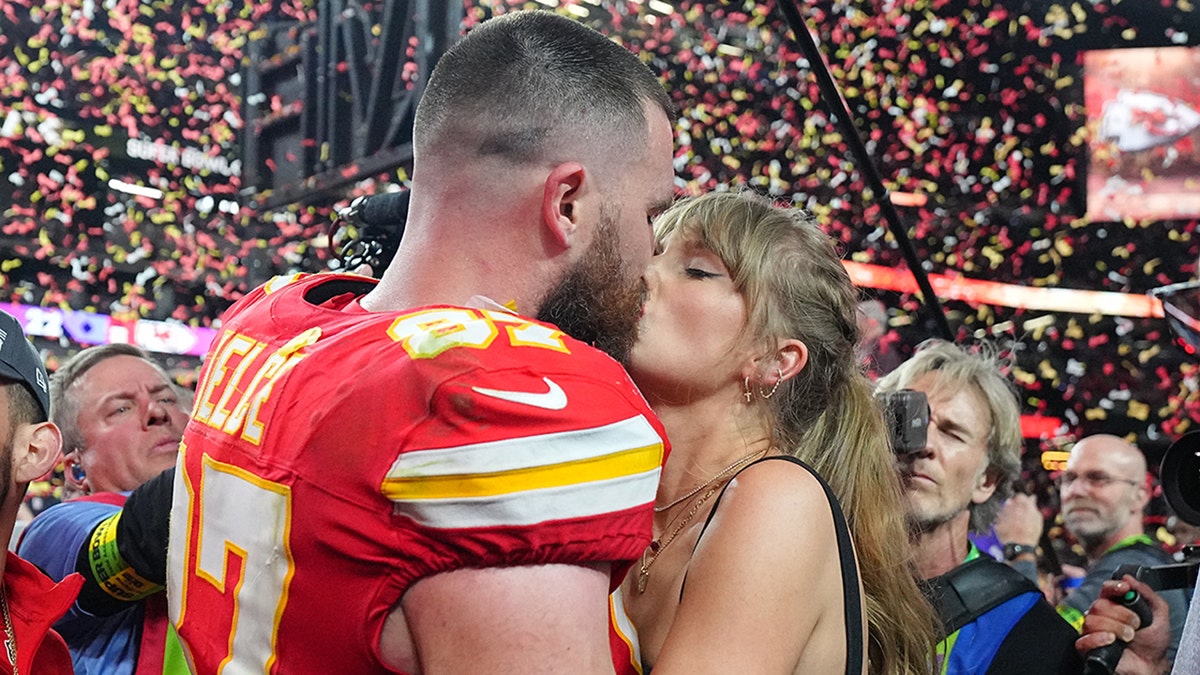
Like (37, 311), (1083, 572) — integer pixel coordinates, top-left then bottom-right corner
(3, 0), (1199, 456)
(0, 7), (1197, 675)
(17, 344), (188, 673)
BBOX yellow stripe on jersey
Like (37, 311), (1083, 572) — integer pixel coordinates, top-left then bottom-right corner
(388, 416), (663, 476)
(382, 443), (661, 500)
(383, 415), (664, 529)
(387, 469), (662, 529)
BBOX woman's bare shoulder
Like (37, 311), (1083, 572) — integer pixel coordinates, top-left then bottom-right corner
(702, 456), (838, 547)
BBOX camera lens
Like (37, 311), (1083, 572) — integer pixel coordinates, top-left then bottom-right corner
(1162, 431), (1200, 527)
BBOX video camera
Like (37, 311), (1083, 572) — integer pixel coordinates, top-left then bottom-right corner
(878, 388), (930, 454)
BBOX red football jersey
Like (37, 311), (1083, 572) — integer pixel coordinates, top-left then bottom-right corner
(167, 274), (667, 674)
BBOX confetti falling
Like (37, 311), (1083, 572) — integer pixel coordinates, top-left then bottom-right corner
(2, 0), (1200, 462)
(577, 0), (1200, 464)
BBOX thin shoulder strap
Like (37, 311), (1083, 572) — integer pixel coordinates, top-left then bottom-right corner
(682, 455), (864, 675)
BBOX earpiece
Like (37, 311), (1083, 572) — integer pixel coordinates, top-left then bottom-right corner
(70, 463), (86, 482)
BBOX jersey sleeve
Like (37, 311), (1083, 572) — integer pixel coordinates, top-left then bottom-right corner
(381, 364), (666, 589)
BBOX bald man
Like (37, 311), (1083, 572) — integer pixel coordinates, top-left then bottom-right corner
(1057, 434), (1189, 660)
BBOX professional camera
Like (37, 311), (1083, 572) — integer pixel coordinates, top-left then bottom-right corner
(1149, 280), (1200, 528)
(330, 191), (409, 271)
(1082, 282), (1200, 673)
(878, 389), (929, 454)
(1161, 430), (1200, 528)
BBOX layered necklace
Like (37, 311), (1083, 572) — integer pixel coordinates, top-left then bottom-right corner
(2, 584), (17, 675)
(637, 448), (766, 593)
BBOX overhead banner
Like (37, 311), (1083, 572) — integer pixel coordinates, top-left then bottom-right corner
(1, 303), (216, 356)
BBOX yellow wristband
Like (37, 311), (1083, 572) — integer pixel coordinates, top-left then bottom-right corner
(1056, 604), (1085, 633)
(87, 512), (163, 602)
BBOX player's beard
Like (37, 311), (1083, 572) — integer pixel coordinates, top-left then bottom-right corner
(536, 210), (644, 365)
(0, 426), (13, 510)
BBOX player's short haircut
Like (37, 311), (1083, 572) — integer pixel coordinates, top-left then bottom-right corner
(413, 10), (673, 164)
(2, 378), (46, 428)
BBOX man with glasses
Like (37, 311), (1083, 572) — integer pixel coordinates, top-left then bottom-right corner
(1054, 434), (1188, 660)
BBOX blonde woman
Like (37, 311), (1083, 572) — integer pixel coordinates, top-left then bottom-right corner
(617, 191), (938, 675)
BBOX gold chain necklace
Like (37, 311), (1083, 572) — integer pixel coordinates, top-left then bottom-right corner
(2, 584), (18, 675)
(653, 449), (766, 513)
(637, 449), (766, 594)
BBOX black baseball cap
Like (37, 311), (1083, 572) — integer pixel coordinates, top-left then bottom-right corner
(0, 311), (50, 420)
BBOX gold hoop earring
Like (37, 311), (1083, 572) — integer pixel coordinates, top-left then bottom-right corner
(743, 376), (753, 404)
(759, 367), (784, 400)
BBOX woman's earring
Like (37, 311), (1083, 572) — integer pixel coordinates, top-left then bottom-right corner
(759, 367), (784, 400)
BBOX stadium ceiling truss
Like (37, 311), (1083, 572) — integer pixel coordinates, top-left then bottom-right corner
(242, 0), (463, 209)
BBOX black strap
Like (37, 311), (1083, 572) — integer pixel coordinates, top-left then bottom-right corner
(920, 555), (1041, 636)
(683, 455), (864, 675)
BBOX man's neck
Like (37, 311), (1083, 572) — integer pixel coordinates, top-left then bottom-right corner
(1084, 522), (1144, 563)
(912, 511), (974, 580)
(362, 242), (545, 318)
(360, 177), (552, 315)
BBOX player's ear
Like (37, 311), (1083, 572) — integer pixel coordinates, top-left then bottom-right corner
(541, 162), (586, 250)
(13, 421), (62, 484)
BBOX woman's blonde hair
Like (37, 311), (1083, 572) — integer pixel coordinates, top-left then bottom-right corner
(654, 190), (938, 675)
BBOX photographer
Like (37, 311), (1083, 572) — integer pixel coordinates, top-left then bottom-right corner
(1074, 433), (1200, 675)
(876, 340), (1082, 675)
(1052, 436), (1187, 660)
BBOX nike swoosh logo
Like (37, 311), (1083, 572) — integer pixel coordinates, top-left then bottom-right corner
(472, 377), (568, 410)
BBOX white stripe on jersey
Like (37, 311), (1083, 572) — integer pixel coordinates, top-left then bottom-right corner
(386, 415), (662, 476)
(611, 586), (645, 674)
(388, 467), (661, 529)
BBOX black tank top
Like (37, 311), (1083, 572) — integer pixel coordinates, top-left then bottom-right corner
(680, 455), (865, 675)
